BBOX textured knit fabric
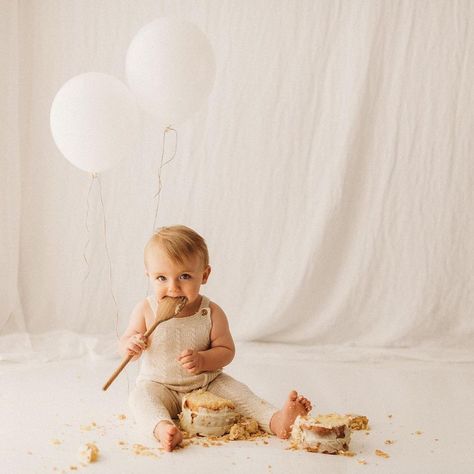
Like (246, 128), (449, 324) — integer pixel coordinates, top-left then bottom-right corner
(129, 373), (278, 437)
(129, 294), (278, 437)
(206, 372), (277, 433)
(137, 295), (222, 392)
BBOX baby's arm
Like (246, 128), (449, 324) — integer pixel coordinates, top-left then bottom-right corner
(119, 299), (148, 361)
(178, 302), (235, 374)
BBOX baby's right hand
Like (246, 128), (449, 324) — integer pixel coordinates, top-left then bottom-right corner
(126, 333), (148, 359)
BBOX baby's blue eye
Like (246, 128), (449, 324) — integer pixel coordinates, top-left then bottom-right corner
(180, 274), (191, 280)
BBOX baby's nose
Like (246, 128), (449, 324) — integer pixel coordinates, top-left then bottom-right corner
(168, 281), (180, 292)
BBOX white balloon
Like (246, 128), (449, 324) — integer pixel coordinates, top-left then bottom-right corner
(50, 72), (141, 173)
(126, 17), (216, 126)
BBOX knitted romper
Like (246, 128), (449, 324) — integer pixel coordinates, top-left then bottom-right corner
(129, 295), (277, 437)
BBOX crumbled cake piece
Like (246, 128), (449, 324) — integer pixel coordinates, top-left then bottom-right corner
(228, 418), (260, 440)
(228, 423), (247, 440)
(77, 443), (99, 463)
(345, 414), (369, 430)
(375, 449), (390, 458)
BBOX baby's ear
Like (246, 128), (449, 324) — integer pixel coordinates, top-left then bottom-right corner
(202, 265), (211, 284)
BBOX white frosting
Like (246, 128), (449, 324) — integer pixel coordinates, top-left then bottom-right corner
(291, 415), (351, 453)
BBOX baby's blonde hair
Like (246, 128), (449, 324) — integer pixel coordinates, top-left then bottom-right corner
(145, 225), (209, 269)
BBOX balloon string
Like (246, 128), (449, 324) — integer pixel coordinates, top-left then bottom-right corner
(97, 175), (120, 340)
(81, 174), (95, 282)
(145, 126), (178, 299)
(78, 173), (96, 331)
(152, 126), (178, 229)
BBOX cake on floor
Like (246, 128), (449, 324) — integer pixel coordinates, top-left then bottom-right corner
(179, 390), (240, 436)
(291, 413), (360, 454)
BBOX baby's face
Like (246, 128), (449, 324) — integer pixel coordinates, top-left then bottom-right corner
(146, 250), (210, 308)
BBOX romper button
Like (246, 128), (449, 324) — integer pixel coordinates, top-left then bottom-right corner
(201, 309), (207, 315)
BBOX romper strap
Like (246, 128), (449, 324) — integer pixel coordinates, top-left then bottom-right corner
(199, 295), (211, 315)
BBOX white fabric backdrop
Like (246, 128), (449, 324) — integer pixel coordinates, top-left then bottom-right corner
(1, 0), (473, 361)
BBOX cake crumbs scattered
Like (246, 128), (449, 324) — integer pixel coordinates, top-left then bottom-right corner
(384, 439), (396, 445)
(117, 414), (127, 420)
(357, 459), (368, 465)
(339, 450), (356, 457)
(80, 422), (97, 431)
(132, 443), (157, 457)
(375, 449), (390, 459)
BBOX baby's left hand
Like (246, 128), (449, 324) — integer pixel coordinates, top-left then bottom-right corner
(177, 349), (203, 375)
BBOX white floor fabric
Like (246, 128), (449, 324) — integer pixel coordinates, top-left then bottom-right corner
(1, 342), (473, 474)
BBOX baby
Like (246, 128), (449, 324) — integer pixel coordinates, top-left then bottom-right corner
(120, 225), (312, 451)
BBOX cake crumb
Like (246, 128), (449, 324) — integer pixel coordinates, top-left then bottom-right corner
(117, 414), (127, 420)
(80, 422), (98, 431)
(51, 439), (62, 445)
(415, 430), (423, 435)
(132, 444), (157, 457)
(357, 459), (368, 465)
(375, 449), (390, 458)
(78, 442), (99, 463)
(339, 450), (356, 457)
(384, 439), (396, 445)
(346, 414), (369, 430)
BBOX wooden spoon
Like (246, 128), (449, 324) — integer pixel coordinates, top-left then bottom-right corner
(102, 296), (187, 391)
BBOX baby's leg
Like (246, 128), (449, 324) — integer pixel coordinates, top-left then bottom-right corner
(129, 380), (183, 451)
(206, 373), (312, 438)
(206, 373), (278, 433)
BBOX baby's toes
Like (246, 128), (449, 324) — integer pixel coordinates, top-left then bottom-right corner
(300, 398), (312, 411)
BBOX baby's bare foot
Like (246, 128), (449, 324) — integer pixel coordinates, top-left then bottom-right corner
(154, 421), (183, 452)
(270, 390), (313, 439)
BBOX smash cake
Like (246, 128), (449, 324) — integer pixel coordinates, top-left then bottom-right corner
(179, 390), (240, 436)
(290, 413), (368, 454)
